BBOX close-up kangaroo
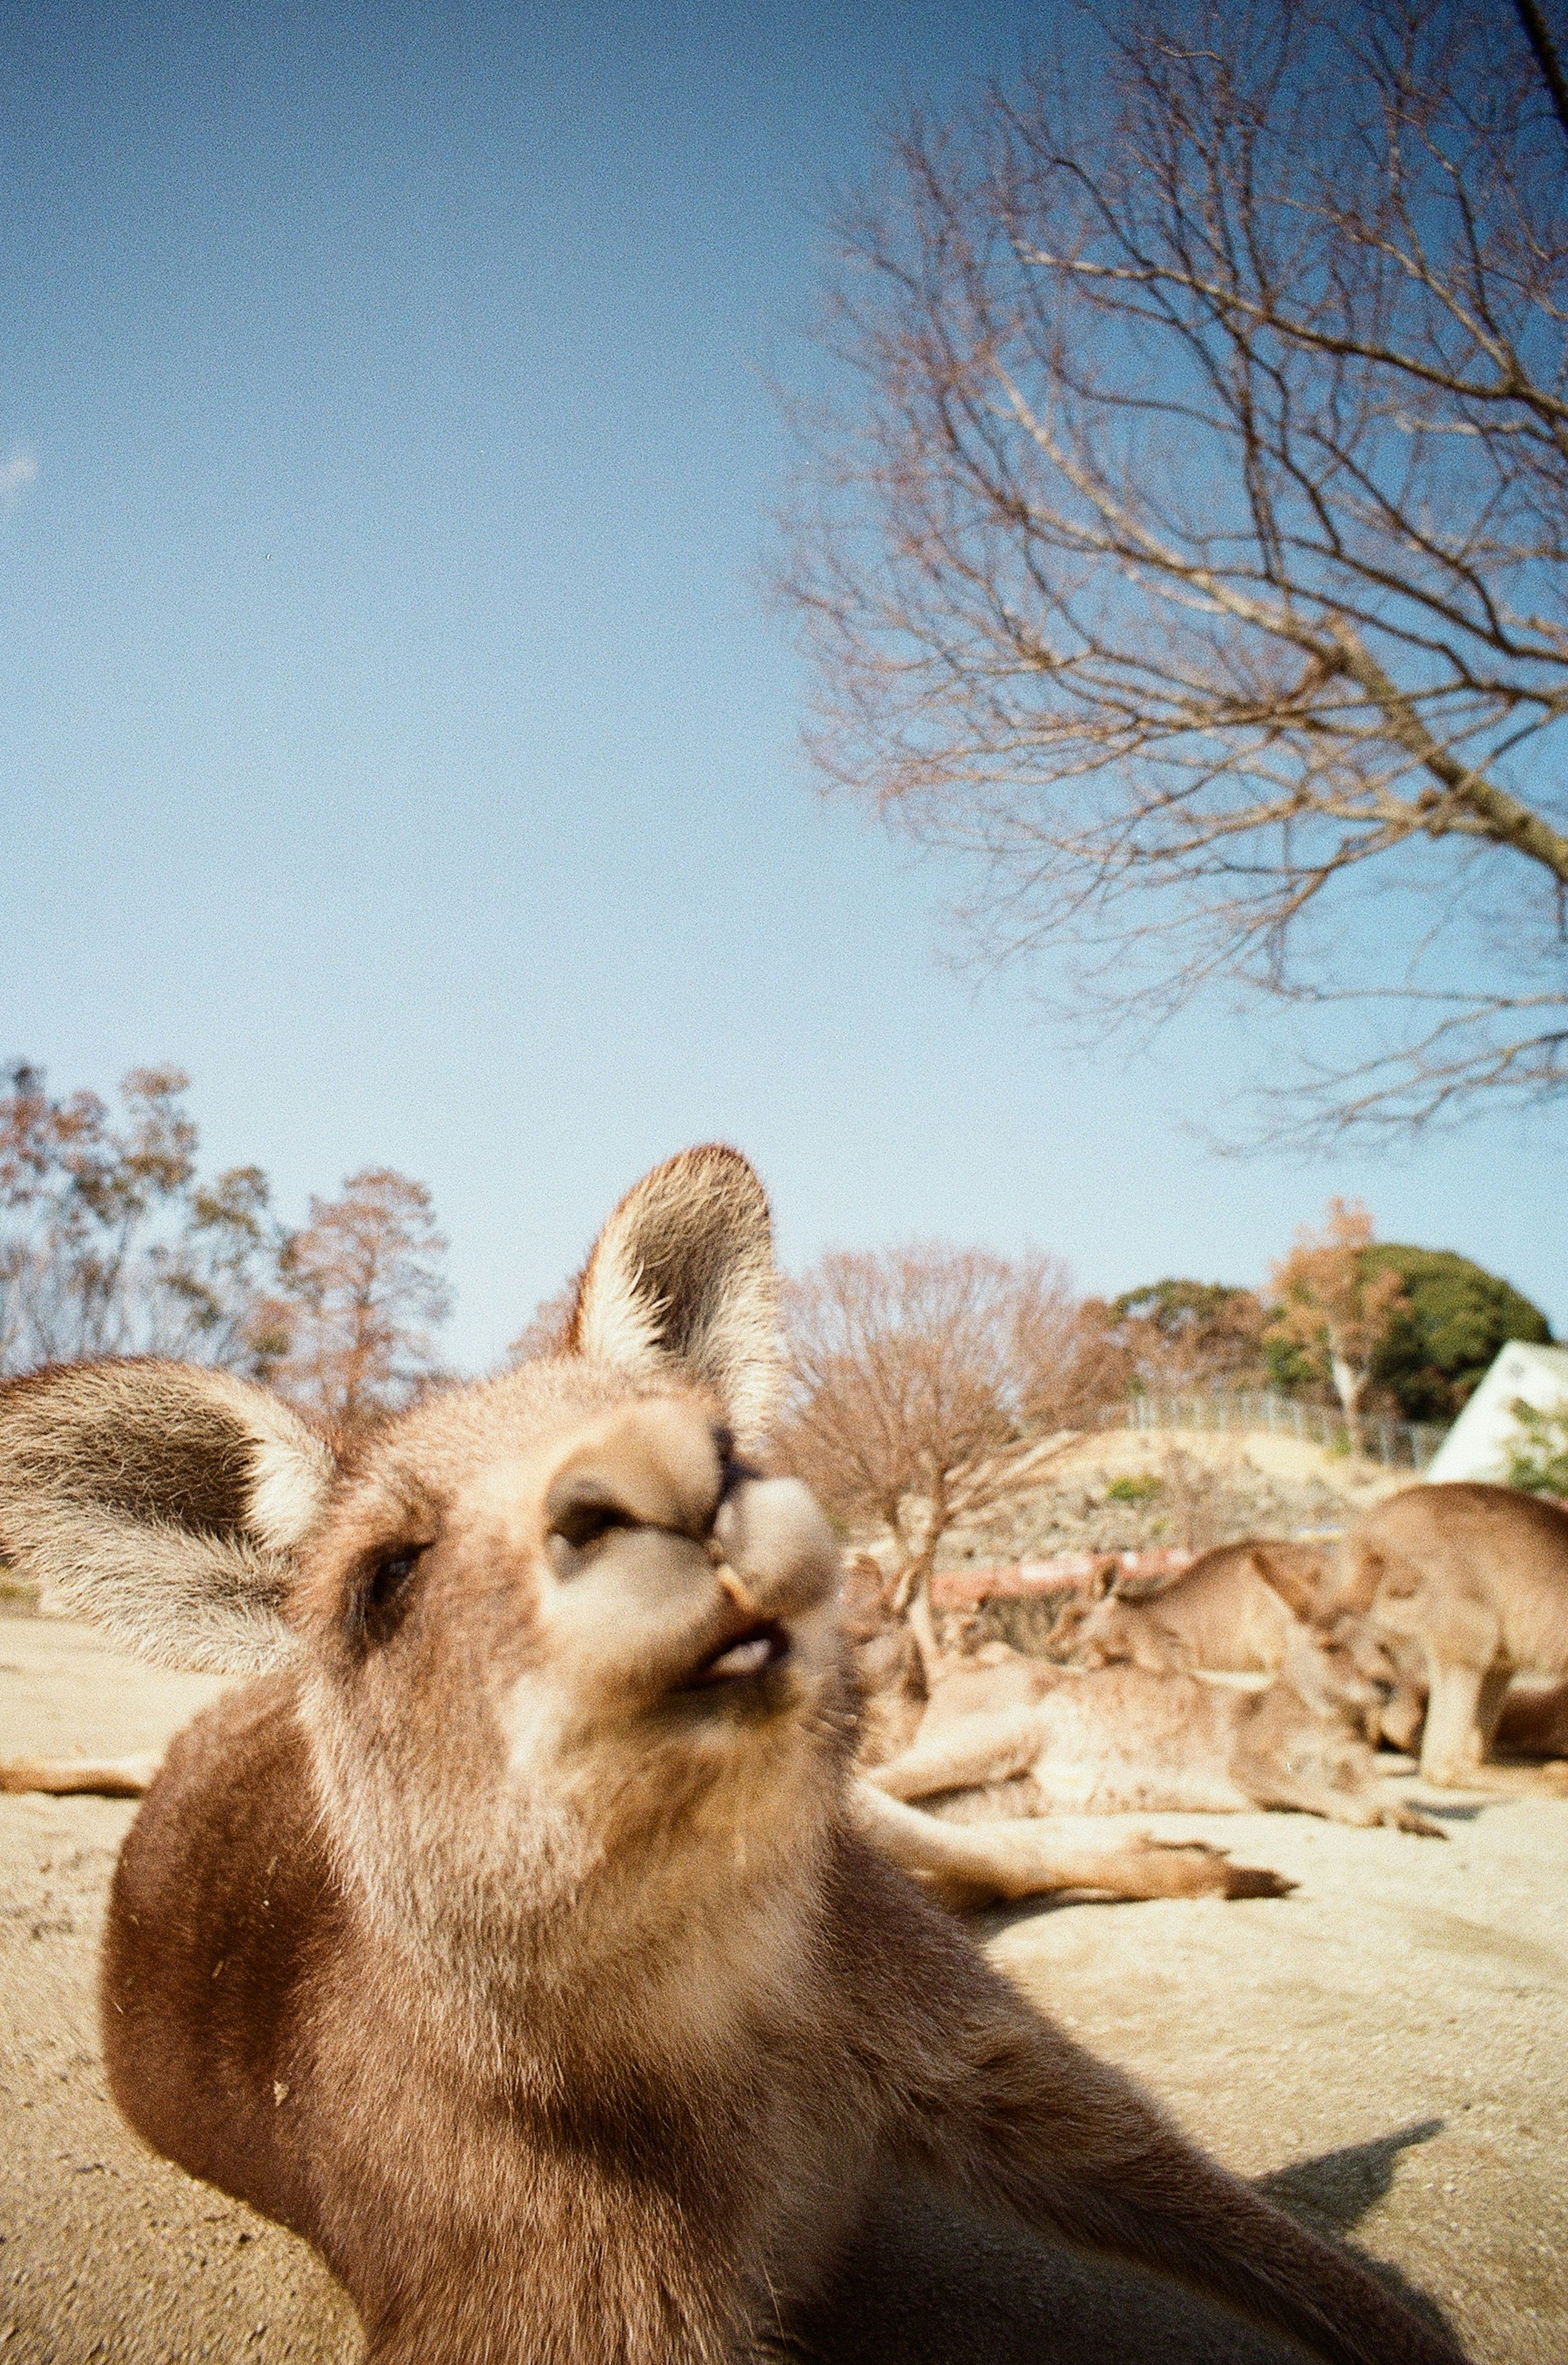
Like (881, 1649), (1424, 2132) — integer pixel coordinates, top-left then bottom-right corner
(0, 1147), (1468, 2365)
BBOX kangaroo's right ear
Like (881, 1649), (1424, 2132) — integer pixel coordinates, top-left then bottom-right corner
(0, 1361), (334, 1674)
(566, 1144), (780, 1447)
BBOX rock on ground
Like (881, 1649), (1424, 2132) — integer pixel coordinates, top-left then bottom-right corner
(2, 1613), (1565, 2364)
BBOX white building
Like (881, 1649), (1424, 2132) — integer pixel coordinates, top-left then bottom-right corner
(1424, 1340), (1568, 1484)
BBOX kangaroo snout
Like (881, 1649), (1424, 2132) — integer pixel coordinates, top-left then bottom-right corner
(710, 1476), (839, 1624)
(527, 1397), (841, 1716)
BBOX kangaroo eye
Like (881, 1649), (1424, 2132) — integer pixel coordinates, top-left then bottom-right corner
(371, 1551), (421, 1605)
(358, 1545), (428, 1646)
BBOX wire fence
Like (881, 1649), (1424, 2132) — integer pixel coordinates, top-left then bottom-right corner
(1102, 1389), (1446, 1471)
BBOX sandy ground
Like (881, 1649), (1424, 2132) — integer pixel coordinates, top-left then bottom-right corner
(2, 1612), (1566, 2365)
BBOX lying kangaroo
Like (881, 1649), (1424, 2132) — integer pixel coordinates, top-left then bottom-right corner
(1067, 1541), (1325, 1677)
(848, 1570), (1430, 1833)
(1321, 1481), (1568, 1786)
(871, 1632), (1439, 1834)
(0, 1148), (1463, 2365)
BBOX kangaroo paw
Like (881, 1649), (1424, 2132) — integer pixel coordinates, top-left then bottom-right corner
(1219, 1859), (1299, 1899)
(1383, 1803), (1448, 1837)
(1130, 1837), (1296, 1901)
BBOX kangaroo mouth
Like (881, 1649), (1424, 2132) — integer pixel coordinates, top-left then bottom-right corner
(681, 1620), (792, 1689)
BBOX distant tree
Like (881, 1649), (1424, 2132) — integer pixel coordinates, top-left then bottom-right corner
(507, 1282), (577, 1366)
(1107, 1279), (1268, 1393)
(1267, 1200), (1409, 1444)
(775, 1245), (1125, 1668)
(0, 1061), (281, 1375)
(1366, 1246), (1552, 1420)
(261, 1169), (452, 1428)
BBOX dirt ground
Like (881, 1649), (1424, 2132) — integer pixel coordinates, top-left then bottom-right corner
(3, 1612), (1566, 2365)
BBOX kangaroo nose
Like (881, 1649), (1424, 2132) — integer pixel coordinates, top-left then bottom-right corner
(710, 1477), (839, 1621)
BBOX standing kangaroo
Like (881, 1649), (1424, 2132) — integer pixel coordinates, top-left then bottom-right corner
(1320, 1481), (1568, 1785)
(0, 1149), (1465, 2365)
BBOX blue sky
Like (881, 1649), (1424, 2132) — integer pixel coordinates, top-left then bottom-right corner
(2, 0), (1561, 1369)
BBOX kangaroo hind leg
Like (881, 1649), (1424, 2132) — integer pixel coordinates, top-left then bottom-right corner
(1419, 1664), (1487, 1788)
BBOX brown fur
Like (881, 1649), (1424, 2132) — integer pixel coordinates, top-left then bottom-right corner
(1496, 1675), (1568, 1759)
(1068, 1542), (1318, 1676)
(1321, 1482), (1568, 1785)
(1321, 1618), (1568, 1771)
(0, 1148), (1465, 2365)
(872, 1635), (1440, 1835)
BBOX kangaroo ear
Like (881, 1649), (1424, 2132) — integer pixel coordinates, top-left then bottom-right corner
(0, 1361), (334, 1674)
(567, 1145), (781, 1445)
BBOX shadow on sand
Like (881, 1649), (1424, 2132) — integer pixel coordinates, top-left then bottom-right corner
(1258, 2116), (1444, 2231)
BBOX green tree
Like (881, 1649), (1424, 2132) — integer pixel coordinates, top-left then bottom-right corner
(1367, 1247), (1552, 1420)
(1264, 1239), (1552, 1418)
(1108, 1280), (1267, 1390)
(1505, 1401), (1568, 1497)
(1266, 1201), (1409, 1445)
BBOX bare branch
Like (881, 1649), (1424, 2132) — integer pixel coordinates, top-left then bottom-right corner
(777, 0), (1568, 1138)
(1512, 0), (1568, 147)
(261, 1169), (452, 1428)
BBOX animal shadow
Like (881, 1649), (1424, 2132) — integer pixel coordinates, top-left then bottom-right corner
(781, 2147), (1468, 2365)
(1257, 2116), (1443, 2233)
(1257, 2120), (1459, 2343)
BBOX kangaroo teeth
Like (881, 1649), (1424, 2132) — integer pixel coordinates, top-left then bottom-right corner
(686, 1621), (790, 1687)
(708, 1635), (773, 1678)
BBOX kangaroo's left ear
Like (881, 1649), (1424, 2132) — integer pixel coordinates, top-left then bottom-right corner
(566, 1145), (781, 1446)
(0, 1360), (335, 1673)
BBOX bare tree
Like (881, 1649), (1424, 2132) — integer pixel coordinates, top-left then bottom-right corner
(262, 1169), (452, 1428)
(775, 1246), (1125, 1667)
(781, 0), (1568, 1139)
(507, 1282), (577, 1366)
(0, 1062), (280, 1374)
(1267, 1197), (1409, 1443)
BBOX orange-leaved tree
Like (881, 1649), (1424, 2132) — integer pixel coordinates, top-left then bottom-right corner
(0, 1060), (279, 1375)
(775, 1246), (1125, 1670)
(1267, 1200), (1408, 1448)
(260, 1168), (452, 1429)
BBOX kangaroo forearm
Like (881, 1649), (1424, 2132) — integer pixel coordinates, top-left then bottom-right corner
(868, 1709), (1045, 1800)
(851, 1784), (1243, 1907)
(915, 1997), (1466, 2365)
(0, 1752), (160, 1795)
(1000, 2161), (1465, 2365)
